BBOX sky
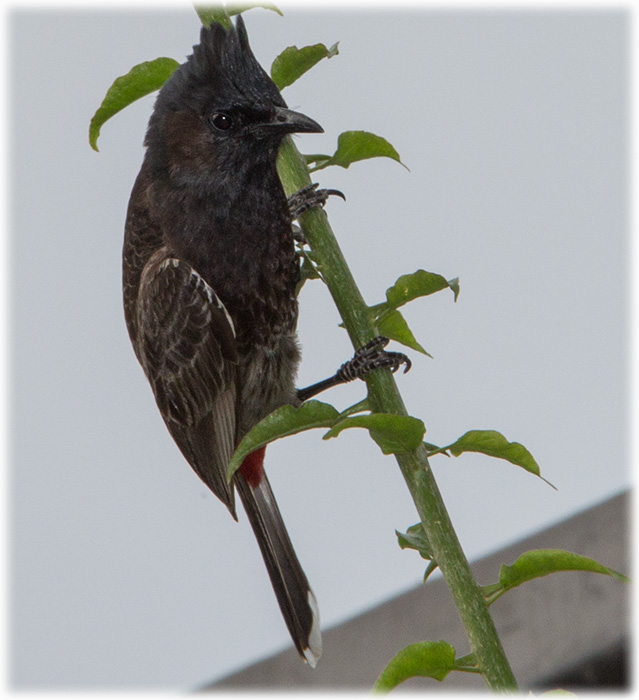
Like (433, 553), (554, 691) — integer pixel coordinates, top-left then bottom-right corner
(9, 5), (630, 691)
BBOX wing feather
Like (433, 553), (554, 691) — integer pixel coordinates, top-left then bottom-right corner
(135, 250), (239, 511)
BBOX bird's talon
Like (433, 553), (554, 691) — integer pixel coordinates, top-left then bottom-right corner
(288, 183), (345, 220)
(336, 337), (411, 382)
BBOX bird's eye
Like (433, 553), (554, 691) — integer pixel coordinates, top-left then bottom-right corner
(210, 113), (233, 131)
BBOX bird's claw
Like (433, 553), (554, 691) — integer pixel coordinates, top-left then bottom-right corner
(288, 183), (345, 220)
(336, 336), (412, 383)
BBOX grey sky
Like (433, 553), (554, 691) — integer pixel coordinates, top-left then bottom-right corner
(10, 7), (629, 690)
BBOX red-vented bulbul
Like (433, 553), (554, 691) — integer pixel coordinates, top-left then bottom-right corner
(123, 16), (323, 665)
(123, 14), (411, 666)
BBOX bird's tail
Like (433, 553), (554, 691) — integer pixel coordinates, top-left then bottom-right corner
(234, 469), (321, 667)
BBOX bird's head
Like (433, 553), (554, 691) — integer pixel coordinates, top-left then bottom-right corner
(145, 15), (322, 180)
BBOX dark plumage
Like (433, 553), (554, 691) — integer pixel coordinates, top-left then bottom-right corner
(123, 15), (322, 666)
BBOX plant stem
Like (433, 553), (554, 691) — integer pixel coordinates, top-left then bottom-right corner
(277, 137), (518, 692)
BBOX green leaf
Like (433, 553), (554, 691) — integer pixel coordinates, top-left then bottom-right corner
(310, 130), (407, 172)
(195, 2), (282, 28)
(498, 549), (630, 591)
(384, 270), (459, 310)
(324, 413), (425, 455)
(396, 523), (434, 561)
(300, 252), (320, 281)
(89, 57), (179, 151)
(296, 248), (322, 294)
(226, 2), (282, 16)
(483, 549), (630, 606)
(271, 42), (339, 90)
(369, 272), (459, 344)
(423, 560), (439, 583)
(377, 309), (430, 356)
(373, 641), (458, 691)
(195, 4), (231, 28)
(227, 400), (339, 481)
(444, 430), (554, 487)
(448, 277), (460, 301)
(397, 524), (440, 582)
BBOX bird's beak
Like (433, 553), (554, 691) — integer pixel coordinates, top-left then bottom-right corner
(258, 107), (323, 135)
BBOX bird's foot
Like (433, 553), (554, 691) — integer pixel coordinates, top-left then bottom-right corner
(288, 183), (345, 220)
(336, 336), (412, 383)
(296, 337), (411, 402)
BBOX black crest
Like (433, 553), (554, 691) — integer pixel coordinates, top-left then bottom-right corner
(156, 15), (286, 116)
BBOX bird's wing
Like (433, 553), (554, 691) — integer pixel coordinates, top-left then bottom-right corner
(136, 248), (239, 513)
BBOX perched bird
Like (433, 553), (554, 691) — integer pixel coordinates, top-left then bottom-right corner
(123, 14), (408, 666)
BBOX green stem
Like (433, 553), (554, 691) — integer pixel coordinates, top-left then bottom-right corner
(277, 137), (518, 692)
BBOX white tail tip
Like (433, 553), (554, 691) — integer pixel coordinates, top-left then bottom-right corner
(302, 589), (322, 667)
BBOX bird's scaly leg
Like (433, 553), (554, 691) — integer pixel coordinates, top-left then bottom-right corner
(297, 336), (411, 402)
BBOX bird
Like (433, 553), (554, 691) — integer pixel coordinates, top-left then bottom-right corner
(122, 13), (327, 666)
(122, 14), (410, 667)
